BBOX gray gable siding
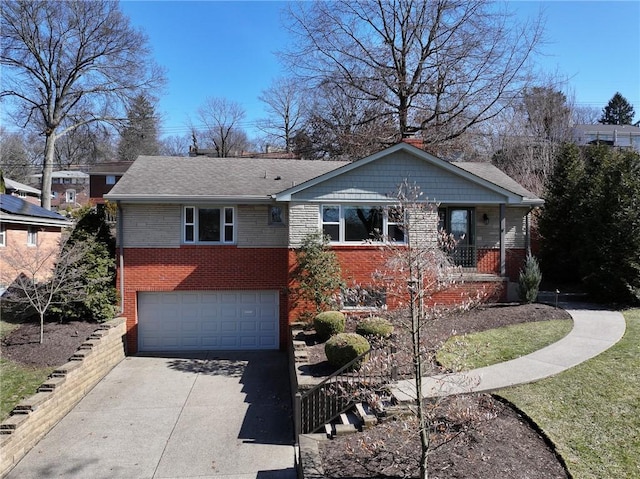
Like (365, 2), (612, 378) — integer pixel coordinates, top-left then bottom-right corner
(290, 152), (508, 204)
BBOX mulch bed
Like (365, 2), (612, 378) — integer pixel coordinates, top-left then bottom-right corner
(1, 320), (101, 367)
(306, 303), (573, 478)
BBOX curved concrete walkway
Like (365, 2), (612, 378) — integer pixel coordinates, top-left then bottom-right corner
(391, 304), (626, 401)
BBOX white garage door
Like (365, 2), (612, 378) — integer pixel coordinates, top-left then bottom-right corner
(137, 291), (279, 351)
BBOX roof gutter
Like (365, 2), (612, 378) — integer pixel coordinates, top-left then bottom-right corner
(104, 194), (273, 204)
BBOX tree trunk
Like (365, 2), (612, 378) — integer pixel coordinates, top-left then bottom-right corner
(39, 311), (45, 344)
(41, 132), (56, 210)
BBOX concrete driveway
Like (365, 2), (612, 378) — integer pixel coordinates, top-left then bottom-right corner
(5, 351), (296, 479)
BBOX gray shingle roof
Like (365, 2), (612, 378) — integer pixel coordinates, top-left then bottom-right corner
(453, 162), (540, 200)
(106, 156), (350, 201)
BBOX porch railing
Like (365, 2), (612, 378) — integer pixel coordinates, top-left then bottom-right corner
(295, 346), (397, 435)
(450, 245), (477, 268)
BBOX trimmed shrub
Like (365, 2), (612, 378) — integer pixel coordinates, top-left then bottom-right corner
(518, 254), (542, 304)
(314, 311), (345, 341)
(325, 333), (370, 370)
(355, 316), (394, 339)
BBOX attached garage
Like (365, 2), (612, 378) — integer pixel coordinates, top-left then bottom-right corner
(137, 291), (279, 352)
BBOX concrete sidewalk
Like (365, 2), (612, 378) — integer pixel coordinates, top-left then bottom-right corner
(5, 351), (296, 479)
(391, 305), (626, 401)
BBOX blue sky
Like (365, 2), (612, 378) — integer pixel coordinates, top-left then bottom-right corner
(121, 1), (640, 139)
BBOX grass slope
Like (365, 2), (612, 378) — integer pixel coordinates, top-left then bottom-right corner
(499, 310), (640, 479)
(437, 319), (573, 371)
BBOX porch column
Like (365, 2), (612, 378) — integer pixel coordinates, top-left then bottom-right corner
(500, 203), (506, 277)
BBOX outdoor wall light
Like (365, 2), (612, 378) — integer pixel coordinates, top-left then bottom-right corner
(482, 213), (490, 225)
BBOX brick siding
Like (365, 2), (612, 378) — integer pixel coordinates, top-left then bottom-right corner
(120, 246), (290, 353)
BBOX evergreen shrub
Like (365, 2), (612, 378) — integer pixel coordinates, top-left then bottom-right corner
(314, 311), (345, 341)
(325, 333), (370, 370)
(355, 316), (393, 339)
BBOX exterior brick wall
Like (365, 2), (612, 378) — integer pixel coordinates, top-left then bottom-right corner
(0, 226), (63, 286)
(120, 247), (290, 353)
(0, 317), (126, 478)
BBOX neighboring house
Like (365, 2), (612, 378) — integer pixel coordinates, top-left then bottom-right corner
(4, 178), (41, 205)
(88, 161), (134, 205)
(29, 170), (90, 210)
(572, 124), (640, 152)
(105, 142), (543, 354)
(0, 194), (73, 290)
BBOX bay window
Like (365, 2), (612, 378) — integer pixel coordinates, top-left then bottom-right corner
(184, 206), (235, 244)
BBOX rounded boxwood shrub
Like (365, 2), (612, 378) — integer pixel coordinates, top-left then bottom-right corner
(355, 316), (394, 339)
(314, 311), (345, 341)
(325, 333), (370, 370)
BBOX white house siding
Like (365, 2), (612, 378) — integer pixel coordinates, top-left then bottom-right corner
(121, 203), (181, 248)
(291, 152), (509, 204)
(236, 205), (288, 248)
(288, 203), (321, 247)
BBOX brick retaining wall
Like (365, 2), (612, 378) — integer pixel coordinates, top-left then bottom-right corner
(0, 317), (127, 478)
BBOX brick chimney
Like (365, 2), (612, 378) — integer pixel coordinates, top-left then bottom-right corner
(401, 134), (424, 148)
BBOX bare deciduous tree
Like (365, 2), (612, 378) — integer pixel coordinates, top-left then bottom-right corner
(1, 235), (101, 344)
(1, 0), (165, 209)
(257, 77), (307, 153)
(196, 97), (248, 157)
(283, 0), (543, 148)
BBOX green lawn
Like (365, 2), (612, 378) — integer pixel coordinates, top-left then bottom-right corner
(436, 319), (574, 371)
(499, 310), (640, 479)
(0, 359), (53, 420)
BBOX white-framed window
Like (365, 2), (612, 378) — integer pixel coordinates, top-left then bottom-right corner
(65, 189), (76, 204)
(321, 205), (406, 243)
(106, 175), (116, 185)
(183, 206), (235, 244)
(342, 286), (387, 310)
(27, 227), (37, 246)
(0, 224), (5, 247)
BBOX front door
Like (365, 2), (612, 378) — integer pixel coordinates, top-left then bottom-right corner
(439, 208), (476, 267)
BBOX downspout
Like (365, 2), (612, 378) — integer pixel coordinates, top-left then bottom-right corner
(116, 201), (125, 315)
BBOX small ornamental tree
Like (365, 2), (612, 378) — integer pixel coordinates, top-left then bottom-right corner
(518, 254), (542, 304)
(1, 234), (99, 343)
(291, 231), (344, 319)
(362, 181), (486, 479)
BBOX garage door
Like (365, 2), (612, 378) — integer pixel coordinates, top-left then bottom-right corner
(137, 291), (279, 351)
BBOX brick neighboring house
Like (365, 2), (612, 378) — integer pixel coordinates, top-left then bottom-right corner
(29, 170), (90, 210)
(89, 161), (134, 205)
(0, 194), (73, 291)
(105, 142), (543, 354)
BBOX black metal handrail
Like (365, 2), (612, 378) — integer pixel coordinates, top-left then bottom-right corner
(450, 245), (477, 268)
(296, 346), (397, 435)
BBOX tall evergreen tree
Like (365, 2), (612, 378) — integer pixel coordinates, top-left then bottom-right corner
(117, 94), (161, 161)
(538, 143), (585, 283)
(599, 92), (636, 125)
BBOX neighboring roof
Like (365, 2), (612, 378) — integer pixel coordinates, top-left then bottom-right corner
(89, 161), (134, 175)
(30, 171), (89, 179)
(0, 194), (72, 227)
(105, 156), (350, 203)
(4, 178), (41, 196)
(573, 124), (640, 134)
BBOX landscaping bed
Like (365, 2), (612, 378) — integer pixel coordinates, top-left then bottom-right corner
(304, 303), (573, 478)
